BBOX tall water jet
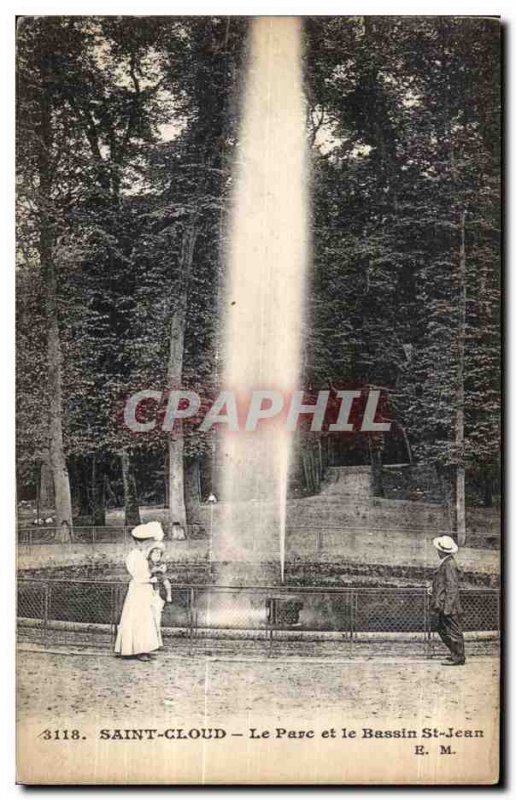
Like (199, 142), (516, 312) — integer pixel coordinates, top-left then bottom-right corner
(216, 17), (309, 584)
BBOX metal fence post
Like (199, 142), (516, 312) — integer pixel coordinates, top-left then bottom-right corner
(188, 587), (196, 655)
(316, 530), (323, 554)
(43, 582), (50, 646)
(423, 588), (429, 657)
(424, 588), (433, 659)
(111, 585), (118, 648)
(268, 597), (276, 656)
(350, 590), (356, 650)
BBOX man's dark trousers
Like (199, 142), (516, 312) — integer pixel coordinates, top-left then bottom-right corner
(438, 612), (465, 664)
(432, 553), (466, 664)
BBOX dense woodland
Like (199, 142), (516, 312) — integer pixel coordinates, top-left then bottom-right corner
(16, 17), (501, 541)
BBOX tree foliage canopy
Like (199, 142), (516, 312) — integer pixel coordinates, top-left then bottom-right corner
(16, 16), (500, 510)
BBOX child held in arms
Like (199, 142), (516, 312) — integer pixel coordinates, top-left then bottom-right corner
(147, 542), (173, 604)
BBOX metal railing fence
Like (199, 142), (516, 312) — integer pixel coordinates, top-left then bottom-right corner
(17, 524), (500, 551)
(17, 579), (500, 655)
(17, 526), (134, 546)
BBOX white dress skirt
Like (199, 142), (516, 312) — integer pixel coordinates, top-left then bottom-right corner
(114, 549), (163, 656)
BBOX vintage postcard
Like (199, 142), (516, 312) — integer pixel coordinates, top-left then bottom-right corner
(16, 14), (501, 784)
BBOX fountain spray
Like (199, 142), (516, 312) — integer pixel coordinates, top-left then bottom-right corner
(217, 17), (309, 584)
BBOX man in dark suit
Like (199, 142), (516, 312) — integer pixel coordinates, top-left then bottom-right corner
(431, 535), (466, 666)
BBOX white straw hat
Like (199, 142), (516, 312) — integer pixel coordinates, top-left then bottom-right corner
(432, 535), (458, 554)
(131, 521), (165, 541)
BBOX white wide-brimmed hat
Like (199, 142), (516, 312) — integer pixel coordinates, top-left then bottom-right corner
(432, 535), (458, 554)
(131, 521), (165, 541)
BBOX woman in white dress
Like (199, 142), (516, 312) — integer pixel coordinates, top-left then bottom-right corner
(114, 523), (164, 661)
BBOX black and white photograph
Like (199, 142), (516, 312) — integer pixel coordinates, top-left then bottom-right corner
(15, 13), (501, 784)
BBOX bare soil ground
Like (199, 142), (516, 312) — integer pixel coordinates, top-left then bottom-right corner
(17, 644), (499, 728)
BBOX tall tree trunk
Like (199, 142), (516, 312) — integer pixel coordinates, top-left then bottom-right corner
(185, 458), (201, 519)
(90, 453), (106, 526)
(38, 82), (72, 543)
(168, 435), (186, 529)
(47, 314), (73, 541)
(438, 465), (455, 531)
(397, 424), (413, 465)
(301, 449), (311, 493)
(166, 220), (199, 533)
(455, 210), (467, 546)
(39, 448), (55, 509)
(163, 451), (169, 509)
(369, 438), (384, 497)
(104, 476), (118, 508)
(483, 473), (493, 508)
(73, 456), (91, 518)
(120, 450), (141, 528)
